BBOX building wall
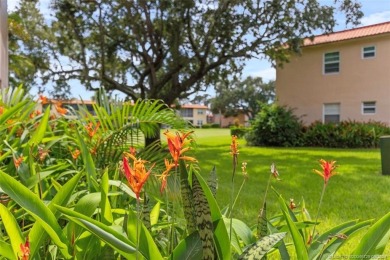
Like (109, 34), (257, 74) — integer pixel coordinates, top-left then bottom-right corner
(276, 34), (390, 125)
(213, 113), (248, 128)
(180, 107), (208, 127)
(0, 0), (8, 88)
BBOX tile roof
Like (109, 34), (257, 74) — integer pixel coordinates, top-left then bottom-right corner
(180, 104), (208, 109)
(303, 21), (390, 46)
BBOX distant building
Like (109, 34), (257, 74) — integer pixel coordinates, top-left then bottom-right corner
(177, 104), (208, 127)
(276, 21), (390, 125)
(212, 112), (249, 128)
(0, 0), (8, 88)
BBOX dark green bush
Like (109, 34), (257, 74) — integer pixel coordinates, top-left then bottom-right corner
(230, 126), (251, 138)
(246, 104), (304, 147)
(304, 120), (390, 148)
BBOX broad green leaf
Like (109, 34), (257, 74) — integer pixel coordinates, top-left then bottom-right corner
(29, 172), (82, 258)
(150, 201), (161, 226)
(126, 207), (164, 260)
(0, 99), (29, 127)
(0, 204), (24, 259)
(0, 240), (15, 259)
(55, 205), (136, 258)
(275, 189), (309, 260)
(171, 231), (203, 260)
(109, 180), (137, 199)
(238, 232), (287, 260)
(100, 170), (113, 224)
(352, 211), (390, 257)
(0, 170), (72, 258)
(320, 220), (372, 260)
(308, 219), (359, 259)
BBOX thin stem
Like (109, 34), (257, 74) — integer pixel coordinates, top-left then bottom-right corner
(136, 199), (140, 260)
(231, 177), (247, 213)
(311, 183), (327, 243)
(262, 173), (272, 208)
(229, 154), (238, 242)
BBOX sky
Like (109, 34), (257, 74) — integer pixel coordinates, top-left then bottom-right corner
(8, 0), (390, 100)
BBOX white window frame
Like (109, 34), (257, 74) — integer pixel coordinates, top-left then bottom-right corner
(362, 46), (376, 59)
(323, 103), (340, 123)
(362, 101), (376, 114)
(197, 120), (203, 126)
(197, 109), (204, 115)
(323, 51), (340, 74)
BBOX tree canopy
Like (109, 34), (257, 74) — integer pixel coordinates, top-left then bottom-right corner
(210, 76), (275, 120)
(13, 0), (363, 103)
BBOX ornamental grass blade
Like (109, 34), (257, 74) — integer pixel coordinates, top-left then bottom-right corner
(100, 170), (113, 225)
(0, 204), (24, 259)
(238, 232), (287, 260)
(0, 170), (72, 258)
(257, 202), (268, 239)
(352, 211), (390, 257)
(179, 160), (197, 234)
(28, 105), (50, 147)
(207, 166), (218, 198)
(192, 172), (215, 260)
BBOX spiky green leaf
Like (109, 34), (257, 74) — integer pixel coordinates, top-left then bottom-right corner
(238, 232), (287, 260)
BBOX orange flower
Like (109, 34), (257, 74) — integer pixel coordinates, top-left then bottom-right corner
(163, 130), (196, 166)
(38, 94), (48, 105)
(270, 163), (281, 180)
(19, 237), (30, 260)
(38, 147), (49, 162)
(0, 106), (4, 115)
(129, 146), (136, 156)
(289, 198), (297, 210)
(157, 158), (175, 193)
(71, 149), (81, 160)
(313, 159), (337, 185)
(230, 135), (239, 156)
(14, 156), (24, 168)
(55, 102), (67, 115)
(122, 154), (154, 200)
(85, 121), (100, 138)
(29, 110), (41, 119)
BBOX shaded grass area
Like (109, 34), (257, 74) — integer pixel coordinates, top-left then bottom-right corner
(190, 128), (390, 255)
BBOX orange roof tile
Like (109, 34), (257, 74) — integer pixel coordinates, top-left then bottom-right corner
(303, 21), (390, 46)
(180, 104), (208, 109)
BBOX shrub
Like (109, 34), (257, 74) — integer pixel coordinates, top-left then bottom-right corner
(304, 120), (390, 148)
(230, 126), (251, 138)
(246, 104), (304, 147)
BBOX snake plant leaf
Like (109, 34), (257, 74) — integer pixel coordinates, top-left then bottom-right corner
(141, 193), (151, 230)
(207, 166), (218, 198)
(192, 172), (215, 260)
(257, 202), (268, 239)
(319, 219), (372, 260)
(238, 232), (287, 260)
(0, 170), (72, 258)
(179, 160), (197, 234)
(0, 204), (24, 260)
(352, 211), (390, 257)
(55, 205), (137, 258)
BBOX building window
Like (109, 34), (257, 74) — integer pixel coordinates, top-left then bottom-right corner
(197, 120), (203, 127)
(180, 108), (193, 117)
(362, 101), (376, 114)
(197, 109), (204, 115)
(324, 103), (340, 123)
(324, 52), (340, 74)
(362, 46), (375, 58)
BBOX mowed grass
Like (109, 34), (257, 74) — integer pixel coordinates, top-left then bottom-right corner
(189, 128), (390, 255)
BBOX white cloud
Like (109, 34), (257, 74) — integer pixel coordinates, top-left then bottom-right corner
(247, 68), (276, 82)
(361, 11), (390, 26)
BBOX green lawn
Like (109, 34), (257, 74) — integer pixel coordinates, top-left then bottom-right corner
(190, 128), (390, 255)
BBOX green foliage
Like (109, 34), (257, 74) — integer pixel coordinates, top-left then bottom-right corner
(230, 126), (251, 138)
(304, 120), (390, 148)
(246, 104), (304, 147)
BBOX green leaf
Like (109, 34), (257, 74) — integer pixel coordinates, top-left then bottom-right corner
(275, 188), (309, 260)
(0, 99), (29, 127)
(0, 240), (15, 259)
(100, 170), (113, 224)
(126, 207), (164, 260)
(352, 211), (390, 257)
(257, 202), (268, 239)
(55, 205), (136, 258)
(238, 232), (287, 260)
(179, 159), (197, 234)
(150, 201), (161, 226)
(75, 129), (98, 191)
(320, 220), (372, 260)
(0, 170), (72, 258)
(0, 204), (24, 259)
(29, 172), (82, 258)
(28, 105), (50, 146)
(171, 231), (203, 260)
